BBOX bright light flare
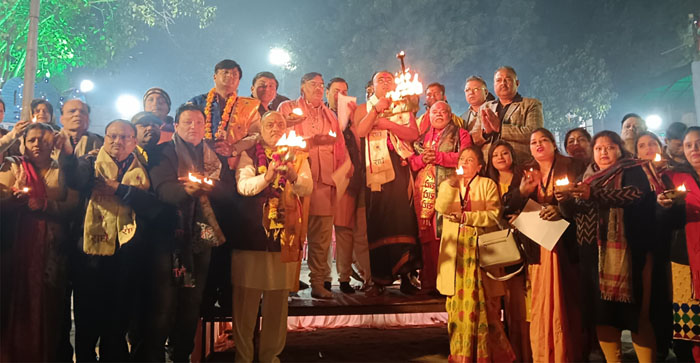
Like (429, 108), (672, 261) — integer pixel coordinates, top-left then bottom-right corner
(269, 48), (291, 67)
(328, 130), (337, 137)
(276, 130), (307, 148)
(555, 177), (570, 186)
(115, 94), (140, 119)
(677, 184), (687, 192)
(654, 153), (662, 162)
(646, 114), (662, 130)
(292, 108), (303, 116)
(80, 80), (94, 93)
(455, 166), (464, 175)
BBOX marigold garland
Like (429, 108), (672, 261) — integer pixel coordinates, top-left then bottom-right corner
(203, 88), (237, 140)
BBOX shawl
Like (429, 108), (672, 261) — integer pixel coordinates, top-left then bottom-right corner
(413, 123), (461, 239)
(82, 148), (150, 255)
(365, 95), (415, 191)
(583, 158), (661, 302)
(172, 133), (226, 247)
(253, 143), (309, 263)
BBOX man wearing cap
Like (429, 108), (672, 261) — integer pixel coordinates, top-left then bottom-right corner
(131, 111), (164, 166)
(189, 59), (261, 162)
(251, 71), (290, 117)
(143, 88), (175, 144)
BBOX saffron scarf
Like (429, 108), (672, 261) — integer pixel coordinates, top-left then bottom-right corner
(254, 143), (309, 263)
(83, 148), (150, 255)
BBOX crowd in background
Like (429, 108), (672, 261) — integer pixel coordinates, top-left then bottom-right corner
(0, 59), (698, 363)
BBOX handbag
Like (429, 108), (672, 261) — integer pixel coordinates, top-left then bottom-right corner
(477, 214), (524, 281)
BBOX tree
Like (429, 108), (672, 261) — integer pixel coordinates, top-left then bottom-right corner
(0, 0), (216, 89)
(530, 43), (616, 132)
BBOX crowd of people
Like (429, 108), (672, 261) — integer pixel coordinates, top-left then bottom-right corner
(0, 59), (698, 363)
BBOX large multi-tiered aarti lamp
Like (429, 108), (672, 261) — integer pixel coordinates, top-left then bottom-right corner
(379, 51), (423, 117)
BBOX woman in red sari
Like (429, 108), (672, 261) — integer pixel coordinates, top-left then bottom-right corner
(665, 126), (700, 361)
(0, 123), (78, 362)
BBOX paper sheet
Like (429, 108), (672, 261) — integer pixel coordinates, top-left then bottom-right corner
(511, 199), (570, 251)
(337, 94), (356, 131)
(332, 158), (352, 201)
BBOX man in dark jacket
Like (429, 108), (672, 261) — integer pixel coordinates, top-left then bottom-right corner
(59, 119), (172, 361)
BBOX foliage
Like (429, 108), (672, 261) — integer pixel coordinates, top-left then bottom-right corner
(0, 0), (215, 88)
(530, 43), (616, 132)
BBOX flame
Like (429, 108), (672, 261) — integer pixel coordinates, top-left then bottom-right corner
(529, 168), (534, 172)
(555, 177), (570, 186)
(276, 130), (307, 148)
(455, 166), (464, 175)
(328, 130), (337, 137)
(32, 116), (37, 123)
(188, 172), (202, 184)
(203, 178), (213, 186)
(677, 184), (687, 192)
(398, 50), (405, 57)
(22, 187), (30, 193)
(292, 108), (303, 116)
(654, 153), (662, 162)
(387, 70), (423, 102)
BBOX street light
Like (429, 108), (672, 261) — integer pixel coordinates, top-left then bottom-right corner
(269, 47), (291, 67)
(646, 114), (662, 130)
(115, 94), (140, 119)
(80, 80), (94, 93)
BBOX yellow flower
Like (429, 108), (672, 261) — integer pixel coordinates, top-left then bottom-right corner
(258, 165), (267, 175)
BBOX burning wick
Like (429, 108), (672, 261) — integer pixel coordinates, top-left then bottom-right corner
(555, 177), (570, 186)
(292, 108), (303, 116)
(328, 130), (337, 138)
(276, 130), (307, 148)
(22, 187), (30, 193)
(677, 184), (687, 192)
(455, 166), (464, 176)
(654, 153), (662, 162)
(187, 172), (202, 184)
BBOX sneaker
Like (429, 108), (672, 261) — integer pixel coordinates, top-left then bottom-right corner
(339, 281), (356, 294)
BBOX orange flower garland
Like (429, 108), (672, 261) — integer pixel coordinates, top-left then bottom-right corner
(203, 88), (237, 140)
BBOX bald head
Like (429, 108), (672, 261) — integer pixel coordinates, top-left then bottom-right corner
(372, 71), (394, 98)
(429, 101), (452, 130)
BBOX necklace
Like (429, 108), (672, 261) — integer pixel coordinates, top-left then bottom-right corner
(203, 88), (237, 140)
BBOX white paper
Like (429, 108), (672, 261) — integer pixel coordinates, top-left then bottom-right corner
(512, 199), (570, 251)
(337, 94), (356, 131)
(331, 158), (352, 201)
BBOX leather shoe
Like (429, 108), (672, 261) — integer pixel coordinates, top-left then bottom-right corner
(311, 285), (333, 299)
(339, 281), (355, 294)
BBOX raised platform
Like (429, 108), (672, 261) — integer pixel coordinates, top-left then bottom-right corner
(200, 286), (446, 361)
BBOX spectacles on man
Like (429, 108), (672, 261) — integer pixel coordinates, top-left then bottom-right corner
(105, 133), (134, 141)
(464, 87), (485, 94)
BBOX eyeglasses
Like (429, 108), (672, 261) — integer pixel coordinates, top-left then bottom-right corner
(464, 87), (485, 94)
(305, 81), (325, 89)
(105, 134), (134, 141)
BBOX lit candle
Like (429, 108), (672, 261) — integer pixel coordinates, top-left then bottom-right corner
(677, 184), (687, 192)
(455, 166), (464, 175)
(292, 108), (303, 116)
(187, 172), (202, 184)
(555, 177), (570, 186)
(328, 130), (337, 138)
(654, 153), (662, 162)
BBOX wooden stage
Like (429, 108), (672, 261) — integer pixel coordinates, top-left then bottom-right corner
(199, 286), (446, 361)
